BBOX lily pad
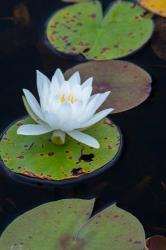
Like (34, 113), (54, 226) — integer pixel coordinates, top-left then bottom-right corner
(0, 116), (122, 181)
(0, 199), (146, 250)
(13, 2), (31, 26)
(46, 0), (154, 60)
(145, 236), (166, 250)
(151, 17), (166, 61)
(138, 0), (166, 17)
(65, 60), (152, 113)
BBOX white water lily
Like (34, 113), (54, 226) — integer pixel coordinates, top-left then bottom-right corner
(17, 69), (114, 148)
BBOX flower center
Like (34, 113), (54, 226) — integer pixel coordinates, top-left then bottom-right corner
(60, 94), (77, 104)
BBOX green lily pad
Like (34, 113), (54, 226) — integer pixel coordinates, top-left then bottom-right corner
(65, 60), (152, 113)
(151, 17), (166, 61)
(0, 116), (122, 181)
(0, 199), (146, 250)
(46, 0), (154, 60)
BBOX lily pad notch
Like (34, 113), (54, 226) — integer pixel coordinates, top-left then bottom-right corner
(46, 0), (154, 60)
(0, 199), (146, 250)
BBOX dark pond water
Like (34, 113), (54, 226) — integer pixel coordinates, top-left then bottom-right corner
(0, 0), (165, 238)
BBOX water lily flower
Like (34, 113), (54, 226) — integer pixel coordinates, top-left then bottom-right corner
(17, 69), (114, 148)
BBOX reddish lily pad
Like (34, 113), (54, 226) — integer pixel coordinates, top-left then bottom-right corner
(13, 2), (31, 26)
(138, 0), (166, 17)
(65, 60), (152, 113)
(46, 1), (154, 60)
(145, 236), (166, 250)
(0, 199), (146, 250)
(0, 2), (33, 57)
(151, 17), (166, 61)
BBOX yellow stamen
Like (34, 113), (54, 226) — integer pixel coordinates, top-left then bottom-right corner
(60, 94), (77, 104)
(60, 95), (65, 103)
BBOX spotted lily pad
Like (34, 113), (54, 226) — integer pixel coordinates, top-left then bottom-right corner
(0, 199), (146, 250)
(151, 17), (166, 61)
(138, 0), (166, 17)
(46, 1), (154, 60)
(0, 116), (122, 181)
(65, 60), (152, 113)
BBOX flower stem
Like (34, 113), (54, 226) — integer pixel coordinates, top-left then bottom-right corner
(51, 131), (65, 145)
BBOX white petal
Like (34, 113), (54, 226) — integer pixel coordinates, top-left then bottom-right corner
(40, 80), (49, 112)
(44, 102), (73, 131)
(80, 108), (114, 128)
(68, 71), (80, 86)
(36, 70), (50, 101)
(87, 91), (111, 114)
(47, 96), (61, 113)
(79, 91), (111, 124)
(71, 84), (82, 99)
(36, 71), (50, 112)
(56, 102), (74, 131)
(71, 100), (83, 117)
(17, 124), (53, 135)
(81, 86), (92, 106)
(60, 81), (70, 96)
(22, 96), (43, 124)
(50, 70), (61, 95)
(23, 89), (44, 121)
(50, 78), (60, 95)
(53, 68), (65, 85)
(78, 94), (100, 124)
(44, 112), (59, 129)
(67, 130), (100, 148)
(81, 77), (93, 89)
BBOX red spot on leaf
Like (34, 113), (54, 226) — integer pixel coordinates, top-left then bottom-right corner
(79, 41), (85, 46)
(133, 241), (142, 244)
(101, 48), (110, 53)
(48, 152), (54, 157)
(91, 13), (96, 19)
(62, 35), (68, 41)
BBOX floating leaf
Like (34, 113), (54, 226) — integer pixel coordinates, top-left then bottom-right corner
(0, 117), (122, 181)
(0, 2), (33, 56)
(138, 0), (166, 17)
(0, 199), (145, 250)
(13, 3), (31, 26)
(151, 17), (166, 61)
(46, 0), (154, 60)
(65, 60), (152, 113)
(145, 236), (166, 250)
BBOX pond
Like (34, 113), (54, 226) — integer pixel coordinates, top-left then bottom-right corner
(0, 0), (165, 245)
